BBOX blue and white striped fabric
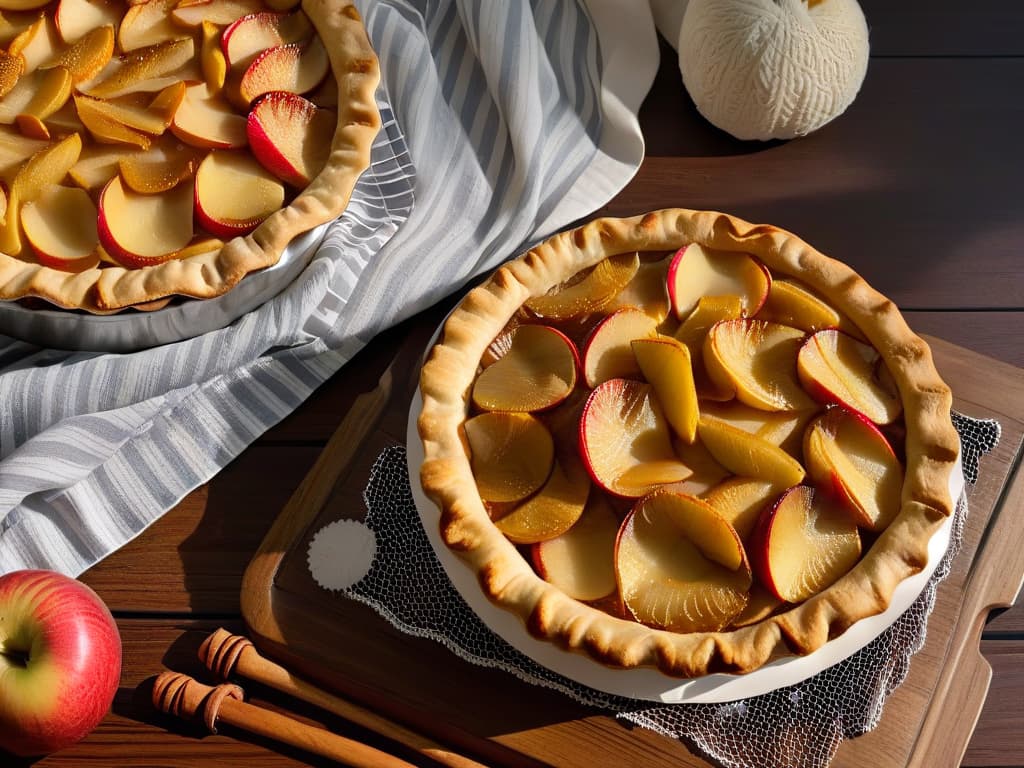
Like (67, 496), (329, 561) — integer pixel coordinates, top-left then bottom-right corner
(0, 0), (658, 575)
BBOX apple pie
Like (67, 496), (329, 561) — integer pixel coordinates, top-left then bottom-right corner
(0, 0), (379, 313)
(417, 209), (960, 678)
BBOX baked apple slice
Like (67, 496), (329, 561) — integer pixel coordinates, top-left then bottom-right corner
(532, 494), (619, 602)
(97, 175), (194, 268)
(697, 414), (806, 489)
(171, 0), (264, 27)
(117, 0), (181, 52)
(472, 324), (578, 413)
(55, 0), (121, 44)
(579, 378), (691, 498)
(194, 150), (285, 237)
(699, 400), (817, 458)
(804, 407), (903, 531)
(171, 83), (248, 149)
(496, 450), (590, 544)
(82, 37), (197, 99)
(0, 49), (23, 100)
(0, 127), (48, 178)
(704, 318), (815, 412)
(581, 307), (657, 388)
(702, 477), (779, 543)
(8, 14), (60, 73)
(797, 329), (903, 425)
(752, 484), (861, 603)
(119, 138), (202, 194)
(616, 489), (751, 633)
(756, 278), (841, 332)
(68, 143), (138, 190)
(524, 251), (639, 320)
(247, 91), (335, 186)
(20, 185), (100, 272)
(631, 335), (698, 444)
(673, 294), (743, 401)
(604, 252), (673, 323)
(668, 436), (730, 496)
(464, 412), (554, 504)
(221, 10), (312, 69)
(667, 243), (770, 320)
(237, 36), (328, 105)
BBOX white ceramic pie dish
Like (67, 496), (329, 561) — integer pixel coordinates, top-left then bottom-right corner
(406, 384), (965, 704)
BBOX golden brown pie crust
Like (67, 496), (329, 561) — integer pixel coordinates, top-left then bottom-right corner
(417, 208), (960, 678)
(0, 0), (380, 313)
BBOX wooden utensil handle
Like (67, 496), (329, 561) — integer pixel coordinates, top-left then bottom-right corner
(153, 671), (416, 768)
(200, 629), (490, 768)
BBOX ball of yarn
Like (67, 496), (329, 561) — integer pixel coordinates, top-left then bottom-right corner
(677, 0), (870, 141)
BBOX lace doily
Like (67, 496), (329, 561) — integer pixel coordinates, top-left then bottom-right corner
(307, 412), (999, 768)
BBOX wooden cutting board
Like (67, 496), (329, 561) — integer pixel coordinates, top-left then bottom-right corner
(240, 315), (1024, 768)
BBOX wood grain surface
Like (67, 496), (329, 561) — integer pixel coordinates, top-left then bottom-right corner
(14, 3), (1024, 767)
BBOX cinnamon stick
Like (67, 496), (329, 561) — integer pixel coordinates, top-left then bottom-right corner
(200, 629), (490, 768)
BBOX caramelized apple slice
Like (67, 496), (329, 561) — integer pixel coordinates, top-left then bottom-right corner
(0, 126), (48, 178)
(579, 378), (691, 498)
(581, 307), (657, 388)
(603, 252), (673, 323)
(667, 436), (730, 496)
(97, 175), (194, 268)
(221, 10), (312, 69)
(247, 91), (334, 186)
(55, 0), (120, 44)
(616, 489), (751, 633)
(118, 0), (181, 51)
(752, 485), (861, 603)
(45, 23), (113, 83)
(704, 318), (815, 412)
(524, 251), (639, 320)
(0, 10), (41, 47)
(171, 0), (264, 27)
(119, 138), (201, 194)
(199, 20), (226, 93)
(21, 184), (99, 271)
(75, 94), (152, 149)
(667, 243), (771, 320)
(472, 324), (577, 413)
(8, 14), (59, 74)
(673, 294), (743, 401)
(0, 66), (70, 125)
(804, 408), (903, 531)
(495, 450), (590, 544)
(730, 584), (785, 628)
(171, 82), (247, 149)
(697, 414), (806, 489)
(699, 400), (817, 458)
(631, 335), (698, 444)
(83, 37), (195, 99)
(702, 477), (778, 542)
(797, 329), (903, 425)
(0, 48), (24, 99)
(464, 412), (554, 503)
(756, 278), (842, 333)
(237, 36), (328, 105)
(76, 93), (171, 135)
(532, 494), (618, 602)
(194, 149), (284, 237)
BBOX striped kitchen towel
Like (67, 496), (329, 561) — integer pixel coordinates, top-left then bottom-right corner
(0, 0), (659, 575)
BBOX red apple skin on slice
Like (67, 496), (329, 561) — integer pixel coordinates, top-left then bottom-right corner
(616, 489), (751, 633)
(524, 251), (639, 321)
(97, 176), (194, 268)
(531, 494), (618, 602)
(221, 10), (312, 70)
(246, 91), (335, 187)
(667, 243), (771, 321)
(752, 484), (862, 603)
(21, 185), (100, 271)
(797, 329), (903, 425)
(237, 36), (328, 106)
(581, 307), (658, 388)
(704, 318), (816, 412)
(464, 412), (554, 504)
(194, 149), (285, 237)
(631, 335), (699, 444)
(804, 407), (904, 531)
(472, 324), (578, 413)
(579, 378), (691, 499)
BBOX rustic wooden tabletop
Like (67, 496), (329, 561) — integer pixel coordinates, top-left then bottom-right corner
(21, 1), (1024, 766)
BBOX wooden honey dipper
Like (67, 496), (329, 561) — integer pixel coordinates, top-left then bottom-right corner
(199, 628), (490, 768)
(152, 671), (416, 768)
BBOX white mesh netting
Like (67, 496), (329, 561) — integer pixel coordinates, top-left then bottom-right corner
(335, 412), (999, 768)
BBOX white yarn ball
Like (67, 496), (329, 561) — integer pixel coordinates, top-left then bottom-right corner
(677, 0), (870, 141)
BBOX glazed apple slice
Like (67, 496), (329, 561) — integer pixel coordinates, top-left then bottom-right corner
(464, 412), (554, 504)
(221, 10), (312, 70)
(532, 494), (618, 602)
(668, 436), (730, 496)
(704, 318), (815, 412)
(525, 252), (640, 321)
(756, 278), (842, 333)
(631, 335), (698, 444)
(67, 144), (136, 190)
(194, 150), (284, 237)
(237, 36), (328, 105)
(697, 414), (806, 489)
(673, 294), (743, 401)
(171, 0), (264, 27)
(0, 66), (71, 126)
(730, 584), (785, 628)
(21, 185), (100, 272)
(97, 175), (194, 268)
(495, 450), (590, 544)
(0, 10), (41, 47)
(247, 92), (335, 186)
(119, 138), (202, 194)
(702, 477), (778, 542)
(82, 37), (196, 99)
(472, 324), (578, 413)
(797, 329), (903, 425)
(118, 0), (181, 51)
(0, 49), (23, 99)
(752, 484), (861, 603)
(603, 252), (673, 323)
(581, 307), (658, 388)
(579, 378), (691, 498)
(7, 14), (60, 74)
(55, 0), (120, 44)
(804, 408), (903, 531)
(616, 489), (751, 633)
(45, 23), (113, 83)
(75, 95), (154, 150)
(0, 126), (48, 178)
(667, 243), (771, 320)
(171, 83), (247, 149)
(699, 400), (817, 458)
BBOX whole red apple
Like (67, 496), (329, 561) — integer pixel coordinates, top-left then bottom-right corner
(0, 570), (121, 757)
